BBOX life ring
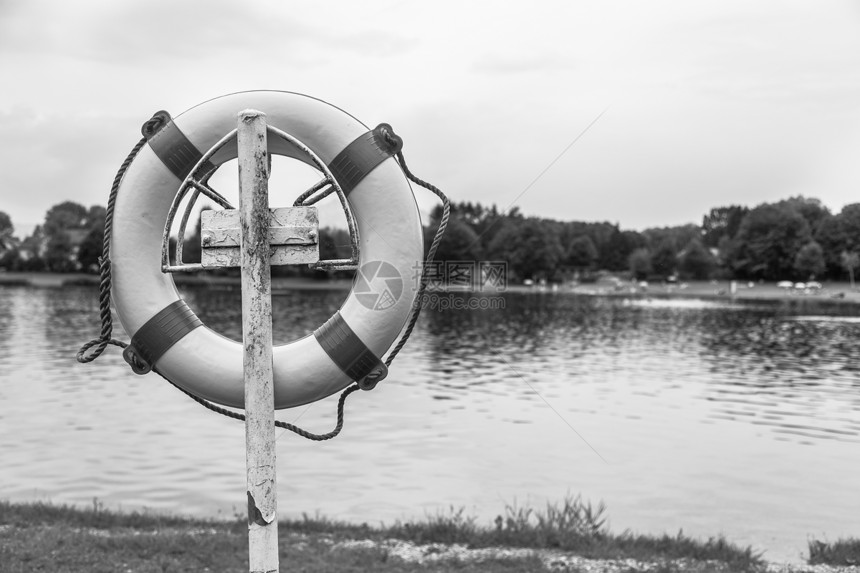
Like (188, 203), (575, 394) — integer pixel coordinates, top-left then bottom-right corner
(111, 91), (424, 409)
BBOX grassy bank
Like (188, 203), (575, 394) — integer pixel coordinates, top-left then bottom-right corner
(0, 497), (774, 572)
(808, 538), (860, 567)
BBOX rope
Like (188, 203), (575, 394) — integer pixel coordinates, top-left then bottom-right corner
(75, 119), (447, 442)
(384, 147), (451, 366)
(76, 137), (147, 364)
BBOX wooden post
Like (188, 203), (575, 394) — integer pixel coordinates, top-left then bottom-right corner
(238, 110), (279, 573)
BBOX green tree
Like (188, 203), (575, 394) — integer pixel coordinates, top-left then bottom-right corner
(43, 201), (88, 239)
(0, 248), (18, 270)
(0, 212), (16, 269)
(488, 217), (564, 281)
(44, 237), (77, 272)
(643, 225), (699, 253)
(318, 227), (352, 261)
(76, 227), (103, 271)
(17, 225), (46, 270)
(794, 241), (825, 279)
(0, 211), (13, 249)
(715, 235), (736, 272)
(813, 212), (846, 278)
(702, 205), (749, 248)
(428, 215), (483, 262)
(650, 239), (678, 278)
(678, 238), (716, 280)
(183, 217), (203, 265)
(840, 251), (859, 288)
(566, 235), (598, 272)
(40, 201), (91, 271)
(453, 202), (503, 246)
(628, 248), (652, 280)
(600, 227), (645, 271)
(837, 203), (860, 253)
(728, 203), (811, 279)
(777, 196), (830, 234)
(75, 205), (108, 271)
(86, 205), (106, 228)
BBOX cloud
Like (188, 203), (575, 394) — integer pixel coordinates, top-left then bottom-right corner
(472, 53), (577, 75)
(0, 0), (414, 67)
(639, 3), (860, 107)
(79, 1), (320, 65)
(0, 108), (141, 228)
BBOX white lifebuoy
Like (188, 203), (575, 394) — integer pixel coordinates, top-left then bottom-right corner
(111, 91), (424, 409)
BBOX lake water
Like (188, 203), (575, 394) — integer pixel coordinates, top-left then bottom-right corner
(1, 283), (859, 563)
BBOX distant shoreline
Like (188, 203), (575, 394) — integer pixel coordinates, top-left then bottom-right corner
(584, 280), (860, 305)
(0, 271), (353, 291)
(503, 279), (860, 306)
(3, 271), (860, 307)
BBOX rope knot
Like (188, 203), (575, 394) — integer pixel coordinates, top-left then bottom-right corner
(141, 111), (171, 139)
(374, 123), (403, 155)
(122, 345), (152, 375)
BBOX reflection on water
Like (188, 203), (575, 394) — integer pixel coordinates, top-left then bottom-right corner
(416, 293), (860, 443)
(1, 285), (859, 563)
(697, 310), (860, 445)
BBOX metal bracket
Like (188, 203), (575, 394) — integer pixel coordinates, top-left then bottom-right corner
(200, 207), (319, 268)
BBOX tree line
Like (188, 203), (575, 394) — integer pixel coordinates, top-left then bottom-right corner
(424, 196), (860, 283)
(0, 202), (106, 272)
(1, 195), (859, 283)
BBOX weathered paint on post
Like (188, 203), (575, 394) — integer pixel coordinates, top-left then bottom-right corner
(238, 110), (279, 573)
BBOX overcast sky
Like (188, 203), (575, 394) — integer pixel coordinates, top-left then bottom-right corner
(2, 0), (859, 236)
